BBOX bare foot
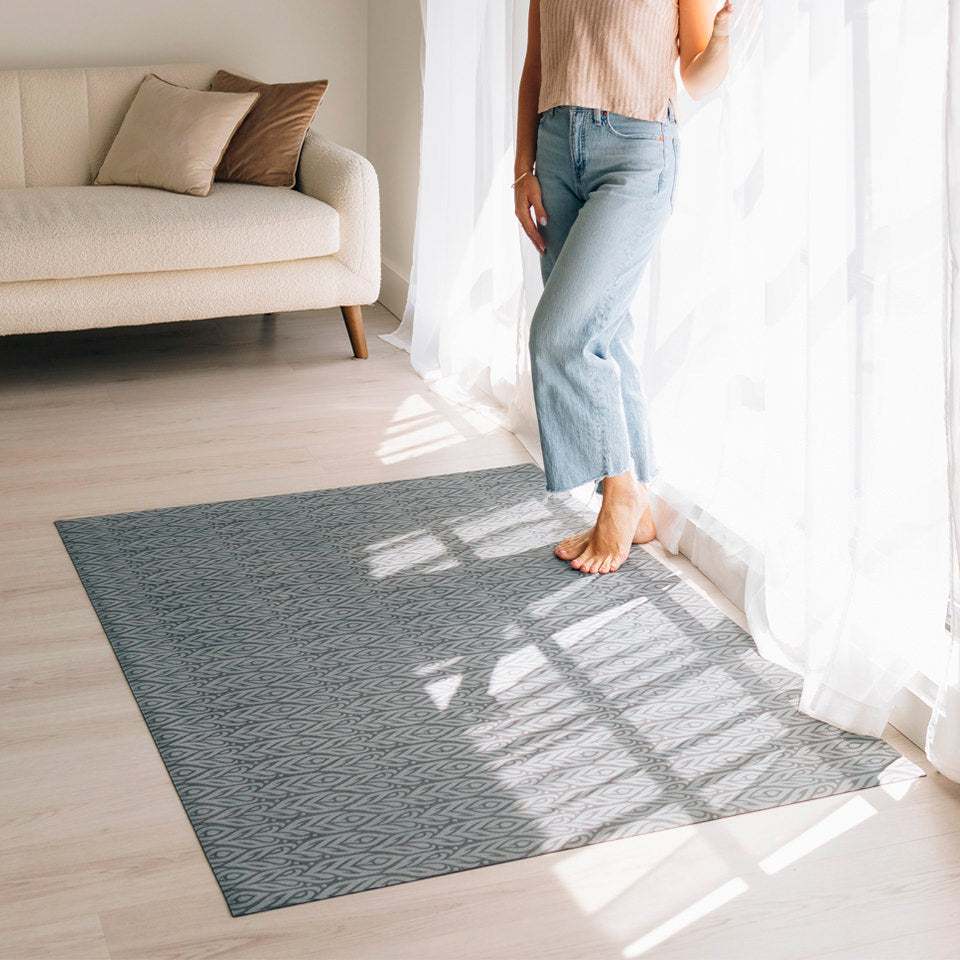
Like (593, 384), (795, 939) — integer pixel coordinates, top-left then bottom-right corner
(554, 475), (657, 574)
(633, 503), (657, 545)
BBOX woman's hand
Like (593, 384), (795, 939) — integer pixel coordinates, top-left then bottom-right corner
(515, 173), (547, 255)
(712, 0), (733, 39)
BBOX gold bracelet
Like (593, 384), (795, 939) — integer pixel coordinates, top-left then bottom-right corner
(511, 169), (533, 189)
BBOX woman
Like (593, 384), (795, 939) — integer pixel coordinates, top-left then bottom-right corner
(515, 0), (732, 574)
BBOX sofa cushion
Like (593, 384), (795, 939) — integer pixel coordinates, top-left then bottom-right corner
(94, 74), (260, 197)
(0, 65), (219, 189)
(0, 183), (340, 283)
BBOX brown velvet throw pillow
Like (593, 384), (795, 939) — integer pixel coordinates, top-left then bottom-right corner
(211, 70), (329, 187)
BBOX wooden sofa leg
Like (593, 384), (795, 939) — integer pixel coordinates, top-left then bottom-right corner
(340, 305), (369, 359)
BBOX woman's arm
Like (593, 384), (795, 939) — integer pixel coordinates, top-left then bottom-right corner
(514, 0), (547, 255)
(678, 0), (733, 101)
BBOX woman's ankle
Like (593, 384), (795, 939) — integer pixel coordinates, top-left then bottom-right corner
(601, 470), (641, 502)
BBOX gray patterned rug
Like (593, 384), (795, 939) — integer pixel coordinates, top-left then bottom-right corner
(55, 463), (923, 916)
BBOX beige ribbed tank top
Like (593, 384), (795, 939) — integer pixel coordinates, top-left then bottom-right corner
(538, 0), (680, 123)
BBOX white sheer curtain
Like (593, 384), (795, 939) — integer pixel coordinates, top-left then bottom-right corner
(391, 0), (960, 782)
(928, 0), (960, 781)
(383, 0), (542, 457)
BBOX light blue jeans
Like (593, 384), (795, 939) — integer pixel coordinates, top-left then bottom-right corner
(530, 101), (679, 493)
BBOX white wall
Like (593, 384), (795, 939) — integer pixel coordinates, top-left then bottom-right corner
(367, 0), (423, 317)
(0, 0), (368, 154)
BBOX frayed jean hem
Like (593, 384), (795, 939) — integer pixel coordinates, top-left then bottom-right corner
(543, 462), (662, 498)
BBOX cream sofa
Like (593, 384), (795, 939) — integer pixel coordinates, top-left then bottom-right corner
(0, 63), (380, 358)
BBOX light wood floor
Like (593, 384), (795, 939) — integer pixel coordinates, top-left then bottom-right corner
(2, 304), (959, 960)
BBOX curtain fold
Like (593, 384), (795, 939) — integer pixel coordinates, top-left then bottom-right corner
(382, 0), (544, 458)
(927, 0), (960, 782)
(397, 0), (960, 781)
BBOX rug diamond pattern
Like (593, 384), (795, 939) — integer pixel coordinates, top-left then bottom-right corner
(55, 463), (923, 915)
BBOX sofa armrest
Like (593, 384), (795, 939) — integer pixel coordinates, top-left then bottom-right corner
(296, 130), (380, 292)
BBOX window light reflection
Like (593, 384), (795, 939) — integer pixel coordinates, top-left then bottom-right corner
(552, 597), (650, 650)
(757, 795), (876, 875)
(425, 673), (463, 711)
(365, 530), (451, 579)
(552, 828), (696, 915)
(621, 877), (750, 958)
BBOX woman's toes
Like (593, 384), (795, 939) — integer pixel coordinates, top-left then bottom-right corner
(579, 555), (600, 574)
(556, 531), (591, 560)
(594, 551), (627, 574)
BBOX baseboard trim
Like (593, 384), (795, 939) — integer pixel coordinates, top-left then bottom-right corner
(889, 682), (935, 751)
(378, 259), (409, 321)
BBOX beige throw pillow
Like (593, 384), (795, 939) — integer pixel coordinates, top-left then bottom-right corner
(211, 71), (329, 188)
(95, 74), (259, 197)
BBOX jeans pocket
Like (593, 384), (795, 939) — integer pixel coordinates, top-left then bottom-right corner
(603, 111), (663, 141)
